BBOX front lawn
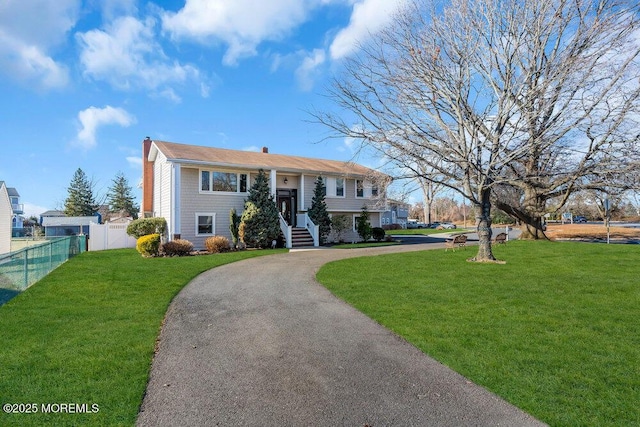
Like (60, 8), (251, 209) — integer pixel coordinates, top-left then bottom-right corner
(0, 248), (285, 427)
(316, 241), (639, 426)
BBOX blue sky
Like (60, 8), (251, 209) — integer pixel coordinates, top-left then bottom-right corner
(1, 0), (408, 217)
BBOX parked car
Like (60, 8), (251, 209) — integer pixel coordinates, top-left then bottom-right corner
(573, 215), (587, 223)
(437, 222), (457, 229)
(407, 221), (428, 229)
(428, 222), (440, 229)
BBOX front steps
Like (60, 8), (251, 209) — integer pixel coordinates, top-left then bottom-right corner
(291, 227), (315, 247)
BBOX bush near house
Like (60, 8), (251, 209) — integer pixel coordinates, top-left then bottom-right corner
(205, 236), (231, 253)
(371, 227), (386, 242)
(162, 239), (194, 256)
(127, 218), (167, 239)
(136, 234), (160, 257)
(356, 206), (372, 242)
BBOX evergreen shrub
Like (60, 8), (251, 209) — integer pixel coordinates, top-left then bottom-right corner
(127, 218), (167, 239)
(372, 227), (386, 242)
(136, 234), (160, 257)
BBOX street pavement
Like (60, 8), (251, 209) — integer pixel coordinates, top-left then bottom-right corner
(137, 242), (546, 427)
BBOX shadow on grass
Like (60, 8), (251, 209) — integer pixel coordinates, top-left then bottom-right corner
(0, 288), (20, 306)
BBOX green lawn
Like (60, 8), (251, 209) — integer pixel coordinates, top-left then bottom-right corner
(316, 241), (639, 426)
(0, 248), (285, 427)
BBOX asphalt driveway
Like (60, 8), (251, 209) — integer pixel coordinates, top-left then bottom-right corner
(137, 243), (546, 426)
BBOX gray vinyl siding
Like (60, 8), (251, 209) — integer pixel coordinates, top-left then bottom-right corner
(180, 167), (246, 249)
(302, 174), (383, 213)
(326, 211), (382, 243)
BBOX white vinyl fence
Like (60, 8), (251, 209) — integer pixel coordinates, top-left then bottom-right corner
(89, 222), (137, 251)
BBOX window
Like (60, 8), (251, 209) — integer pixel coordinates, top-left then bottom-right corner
(371, 185), (379, 197)
(356, 180), (364, 198)
(196, 213), (215, 235)
(336, 178), (344, 197)
(201, 170), (248, 193)
(201, 171), (210, 191)
(240, 174), (247, 192)
(213, 172), (237, 192)
(324, 177), (345, 198)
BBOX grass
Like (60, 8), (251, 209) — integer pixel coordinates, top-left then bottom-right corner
(0, 248), (285, 427)
(316, 241), (639, 426)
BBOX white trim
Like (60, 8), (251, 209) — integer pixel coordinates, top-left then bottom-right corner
(173, 164), (181, 236)
(195, 212), (216, 236)
(199, 169), (249, 194)
(299, 174), (305, 211)
(270, 169), (277, 198)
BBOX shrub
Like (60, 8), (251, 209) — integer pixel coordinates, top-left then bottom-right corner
(372, 227), (386, 242)
(162, 239), (194, 256)
(331, 214), (350, 243)
(356, 206), (372, 242)
(127, 218), (167, 239)
(205, 235), (231, 253)
(136, 234), (160, 257)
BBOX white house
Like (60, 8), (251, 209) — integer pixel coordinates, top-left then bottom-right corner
(0, 181), (12, 254)
(142, 138), (389, 248)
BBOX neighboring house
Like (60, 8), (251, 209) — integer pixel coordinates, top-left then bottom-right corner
(0, 182), (11, 254)
(142, 138), (389, 248)
(41, 215), (100, 238)
(39, 210), (66, 225)
(382, 199), (410, 229)
(6, 186), (25, 236)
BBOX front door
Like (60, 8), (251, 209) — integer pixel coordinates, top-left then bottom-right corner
(277, 189), (297, 226)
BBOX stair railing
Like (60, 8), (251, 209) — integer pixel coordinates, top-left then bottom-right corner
(278, 213), (292, 249)
(303, 213), (320, 247)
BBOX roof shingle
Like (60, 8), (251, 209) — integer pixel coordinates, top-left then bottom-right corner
(151, 140), (380, 178)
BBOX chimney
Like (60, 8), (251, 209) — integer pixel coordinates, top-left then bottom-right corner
(142, 137), (154, 216)
(262, 146), (268, 153)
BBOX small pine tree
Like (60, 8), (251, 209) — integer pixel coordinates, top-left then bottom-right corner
(229, 208), (241, 249)
(107, 172), (139, 218)
(64, 168), (98, 217)
(307, 176), (332, 244)
(240, 169), (281, 248)
(356, 205), (372, 242)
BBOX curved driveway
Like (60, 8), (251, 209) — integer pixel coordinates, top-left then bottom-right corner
(137, 242), (546, 426)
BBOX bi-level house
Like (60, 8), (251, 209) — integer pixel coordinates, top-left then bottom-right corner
(141, 138), (388, 249)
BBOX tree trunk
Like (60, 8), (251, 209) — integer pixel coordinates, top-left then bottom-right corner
(518, 188), (549, 240)
(471, 189), (496, 262)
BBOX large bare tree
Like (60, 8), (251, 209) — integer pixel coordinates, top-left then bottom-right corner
(314, 0), (640, 261)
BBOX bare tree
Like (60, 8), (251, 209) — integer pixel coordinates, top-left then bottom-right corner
(314, 0), (640, 261)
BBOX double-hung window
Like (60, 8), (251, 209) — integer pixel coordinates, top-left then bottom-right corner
(196, 213), (215, 236)
(356, 179), (364, 198)
(324, 177), (345, 198)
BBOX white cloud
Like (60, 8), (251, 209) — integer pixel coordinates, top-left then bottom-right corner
(76, 106), (136, 149)
(242, 146), (261, 152)
(77, 16), (203, 98)
(330, 0), (407, 60)
(22, 202), (50, 218)
(162, 0), (339, 66)
(0, 0), (79, 89)
(295, 49), (327, 91)
(126, 156), (142, 168)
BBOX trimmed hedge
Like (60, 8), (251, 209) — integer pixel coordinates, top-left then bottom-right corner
(136, 234), (160, 257)
(127, 218), (167, 239)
